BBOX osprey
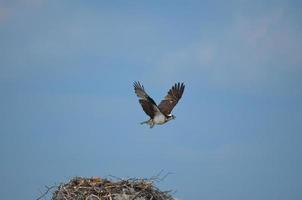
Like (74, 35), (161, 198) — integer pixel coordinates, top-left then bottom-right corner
(134, 81), (185, 128)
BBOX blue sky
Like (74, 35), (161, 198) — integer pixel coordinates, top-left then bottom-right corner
(1, 0), (302, 199)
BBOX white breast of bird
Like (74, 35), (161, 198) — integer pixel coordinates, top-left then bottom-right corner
(153, 113), (166, 124)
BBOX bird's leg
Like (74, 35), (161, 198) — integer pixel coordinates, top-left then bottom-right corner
(140, 119), (155, 128)
(149, 120), (155, 128)
(149, 123), (154, 128)
(140, 119), (151, 125)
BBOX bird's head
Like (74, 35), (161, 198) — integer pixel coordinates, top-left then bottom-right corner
(167, 114), (176, 121)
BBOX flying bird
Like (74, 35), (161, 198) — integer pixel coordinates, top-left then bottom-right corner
(133, 81), (185, 128)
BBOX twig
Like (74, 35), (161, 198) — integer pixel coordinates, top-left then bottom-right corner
(150, 170), (174, 183)
(108, 174), (123, 180)
(130, 184), (149, 200)
(36, 185), (57, 200)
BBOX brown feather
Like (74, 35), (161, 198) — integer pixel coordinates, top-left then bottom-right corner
(139, 99), (156, 118)
(158, 82), (185, 116)
(134, 81), (160, 118)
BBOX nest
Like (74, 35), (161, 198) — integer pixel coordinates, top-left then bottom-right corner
(50, 177), (174, 200)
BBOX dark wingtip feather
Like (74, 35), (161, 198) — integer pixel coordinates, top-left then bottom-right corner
(133, 81), (146, 95)
(133, 81), (144, 90)
(174, 82), (184, 90)
(167, 82), (185, 99)
(181, 82), (185, 92)
(133, 81), (139, 86)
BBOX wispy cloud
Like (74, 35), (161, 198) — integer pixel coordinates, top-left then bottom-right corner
(0, 7), (10, 22)
(0, 0), (45, 22)
(152, 6), (302, 92)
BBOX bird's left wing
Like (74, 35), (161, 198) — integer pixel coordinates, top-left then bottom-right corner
(133, 81), (160, 118)
(158, 82), (185, 116)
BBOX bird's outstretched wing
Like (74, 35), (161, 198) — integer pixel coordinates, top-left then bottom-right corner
(133, 81), (160, 118)
(158, 82), (185, 116)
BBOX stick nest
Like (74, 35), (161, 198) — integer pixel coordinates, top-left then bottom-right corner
(51, 177), (174, 200)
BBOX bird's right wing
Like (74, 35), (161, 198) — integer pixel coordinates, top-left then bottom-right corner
(133, 81), (160, 118)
